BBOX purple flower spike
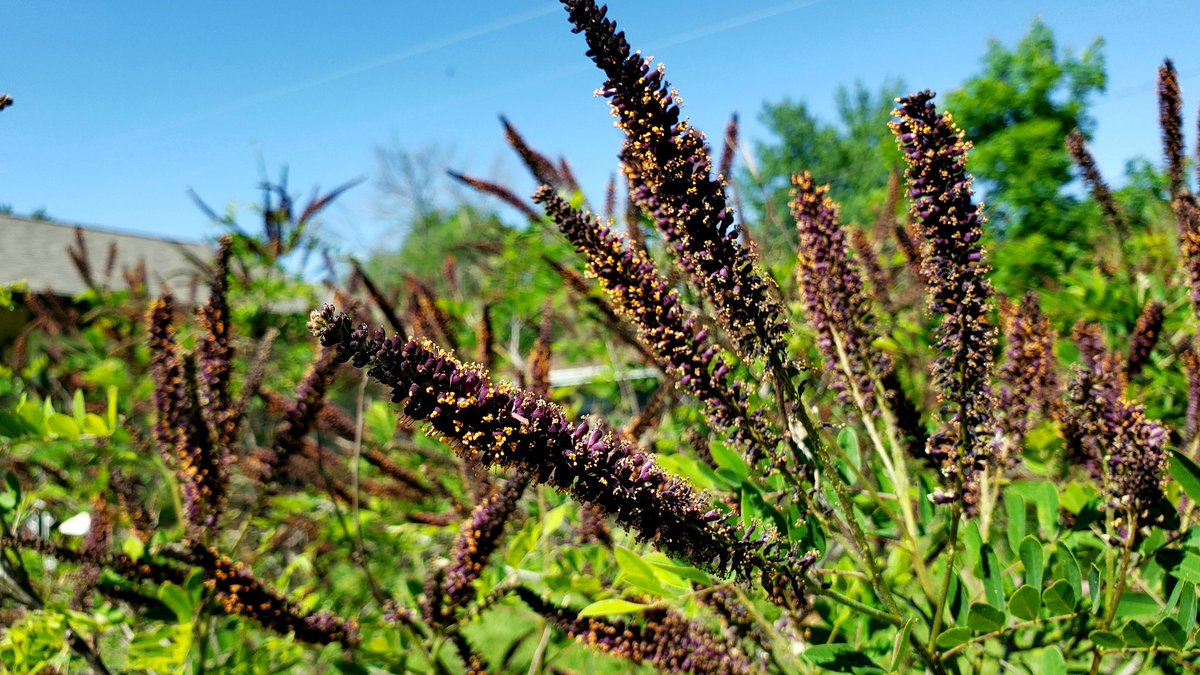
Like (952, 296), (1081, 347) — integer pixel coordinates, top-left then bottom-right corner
(536, 188), (784, 468)
(309, 307), (794, 579)
(1061, 323), (1168, 528)
(560, 0), (790, 364)
(996, 293), (1060, 451)
(1126, 300), (1165, 378)
(430, 472), (530, 625)
(891, 91), (998, 509)
(790, 172), (890, 413)
(146, 296), (223, 539)
(515, 587), (753, 675)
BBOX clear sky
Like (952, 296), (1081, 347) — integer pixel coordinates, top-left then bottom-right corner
(2, 1), (1199, 254)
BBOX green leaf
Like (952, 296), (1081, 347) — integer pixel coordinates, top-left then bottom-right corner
(1008, 585), (1041, 621)
(45, 413), (80, 440)
(0, 411), (34, 438)
(803, 644), (884, 673)
(1151, 617), (1186, 650)
(1089, 564), (1102, 614)
(364, 401), (395, 446)
(980, 544), (1004, 608)
(106, 385), (118, 430)
(934, 627), (972, 648)
(709, 442), (748, 483)
(614, 546), (670, 597)
(1043, 579), (1076, 614)
(836, 426), (861, 475)
(1019, 536), (1043, 589)
(542, 504), (570, 535)
(1168, 448), (1200, 503)
(16, 398), (45, 433)
(1024, 481), (1059, 535)
(966, 602), (1006, 633)
(1115, 593), (1159, 618)
(577, 599), (648, 618)
(82, 413), (109, 437)
(0, 473), (20, 511)
(1171, 552), (1200, 584)
(157, 582), (195, 622)
(1177, 581), (1196, 634)
(1088, 630), (1123, 649)
(1059, 481), (1093, 515)
(1120, 620), (1153, 648)
(961, 521), (983, 573)
(1041, 646), (1066, 675)
(1061, 547), (1082, 606)
(648, 560), (712, 586)
(121, 536), (144, 561)
(72, 390), (86, 424)
(889, 618), (914, 673)
(1006, 493), (1026, 554)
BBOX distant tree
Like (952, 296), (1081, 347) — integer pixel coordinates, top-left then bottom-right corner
(29, 207), (50, 221)
(749, 80), (905, 255)
(947, 18), (1106, 246)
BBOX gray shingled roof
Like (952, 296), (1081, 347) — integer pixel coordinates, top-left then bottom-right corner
(0, 215), (211, 300)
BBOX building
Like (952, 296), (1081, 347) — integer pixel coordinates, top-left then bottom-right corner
(0, 215), (211, 341)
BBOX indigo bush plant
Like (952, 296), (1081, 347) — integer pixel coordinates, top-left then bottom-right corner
(2, 2), (1200, 673)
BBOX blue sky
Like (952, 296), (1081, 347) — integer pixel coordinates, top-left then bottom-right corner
(2, 0), (1199, 254)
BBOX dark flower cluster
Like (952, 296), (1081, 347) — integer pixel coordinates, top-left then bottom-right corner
(256, 348), (339, 481)
(561, 0), (790, 363)
(110, 467), (157, 544)
(309, 307), (795, 579)
(1, 534), (187, 589)
(430, 472), (530, 626)
(542, 255), (658, 366)
(1159, 59), (1187, 199)
(257, 390), (436, 500)
(537, 188), (781, 465)
(700, 586), (766, 649)
(515, 588), (752, 675)
(1184, 345), (1200, 442)
(623, 380), (673, 442)
(406, 276), (458, 351)
(527, 303), (554, 397)
(891, 91), (998, 508)
(147, 296), (224, 537)
(476, 302), (495, 371)
(997, 293), (1060, 448)
(894, 220), (925, 282)
(195, 237), (237, 492)
(790, 172), (889, 412)
(850, 227), (894, 314)
(1065, 130), (1128, 236)
(448, 170), (540, 223)
(1159, 60), (1200, 322)
(1061, 323), (1168, 527)
(1126, 300), (1165, 378)
(191, 545), (359, 646)
(72, 499), (113, 609)
(501, 115), (567, 190)
(1175, 194), (1200, 319)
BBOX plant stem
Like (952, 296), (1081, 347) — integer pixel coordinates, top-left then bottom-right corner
(928, 504), (961, 653)
(939, 612), (1082, 660)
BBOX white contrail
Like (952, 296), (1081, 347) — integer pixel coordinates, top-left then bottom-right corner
(648, 0), (829, 51)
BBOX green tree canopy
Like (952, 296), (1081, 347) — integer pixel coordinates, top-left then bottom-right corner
(748, 79), (905, 253)
(947, 18), (1106, 243)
